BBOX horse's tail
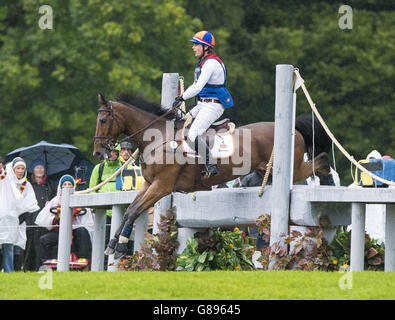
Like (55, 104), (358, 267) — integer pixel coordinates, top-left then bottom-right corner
(295, 113), (331, 160)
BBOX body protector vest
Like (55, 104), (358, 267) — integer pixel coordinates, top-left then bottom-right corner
(195, 54), (234, 108)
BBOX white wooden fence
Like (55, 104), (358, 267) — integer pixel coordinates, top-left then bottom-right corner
(56, 66), (395, 272)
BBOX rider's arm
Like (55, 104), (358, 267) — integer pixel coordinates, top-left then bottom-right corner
(182, 59), (218, 100)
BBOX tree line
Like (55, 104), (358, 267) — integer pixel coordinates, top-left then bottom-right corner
(0, 0), (393, 184)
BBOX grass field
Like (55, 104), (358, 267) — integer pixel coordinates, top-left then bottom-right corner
(0, 270), (394, 300)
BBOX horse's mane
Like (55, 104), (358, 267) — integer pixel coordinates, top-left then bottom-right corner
(116, 93), (176, 120)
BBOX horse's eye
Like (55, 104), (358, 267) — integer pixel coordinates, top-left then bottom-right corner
(100, 118), (106, 124)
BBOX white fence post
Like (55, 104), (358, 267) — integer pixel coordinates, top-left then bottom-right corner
(107, 205), (124, 271)
(161, 73), (179, 110)
(57, 188), (73, 272)
(350, 202), (365, 271)
(385, 204), (395, 272)
(153, 194), (172, 234)
(269, 64), (294, 269)
(91, 208), (106, 271)
(133, 210), (148, 252)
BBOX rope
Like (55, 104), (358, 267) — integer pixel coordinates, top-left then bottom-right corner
(258, 149), (274, 197)
(75, 149), (140, 194)
(294, 69), (395, 187)
(179, 76), (186, 113)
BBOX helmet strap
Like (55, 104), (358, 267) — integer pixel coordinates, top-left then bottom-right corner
(199, 44), (209, 59)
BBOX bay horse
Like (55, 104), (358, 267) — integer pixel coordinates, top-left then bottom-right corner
(93, 93), (330, 258)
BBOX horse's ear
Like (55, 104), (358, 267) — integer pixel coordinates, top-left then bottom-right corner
(98, 93), (108, 107)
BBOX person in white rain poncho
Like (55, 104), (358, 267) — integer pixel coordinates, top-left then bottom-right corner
(0, 157), (39, 272)
(35, 175), (93, 268)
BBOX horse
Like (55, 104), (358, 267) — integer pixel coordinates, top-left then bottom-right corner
(93, 93), (330, 258)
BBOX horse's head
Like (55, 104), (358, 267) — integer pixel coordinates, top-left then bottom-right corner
(93, 93), (124, 160)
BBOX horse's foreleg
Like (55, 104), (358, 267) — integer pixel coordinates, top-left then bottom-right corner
(113, 179), (175, 259)
(104, 181), (151, 255)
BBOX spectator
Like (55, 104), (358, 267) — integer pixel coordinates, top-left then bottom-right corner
(89, 148), (121, 194)
(0, 157), (39, 272)
(116, 141), (145, 191)
(117, 141), (150, 244)
(89, 148), (121, 268)
(35, 175), (93, 268)
(24, 159), (57, 271)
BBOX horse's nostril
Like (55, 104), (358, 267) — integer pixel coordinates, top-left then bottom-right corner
(93, 151), (103, 159)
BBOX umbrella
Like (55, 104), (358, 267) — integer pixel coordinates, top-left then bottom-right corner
(6, 141), (94, 179)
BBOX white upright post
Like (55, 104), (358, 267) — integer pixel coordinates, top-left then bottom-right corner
(107, 205), (124, 271)
(161, 73), (179, 109)
(153, 195), (172, 234)
(269, 64), (294, 269)
(133, 210), (148, 252)
(385, 204), (395, 272)
(91, 208), (106, 271)
(57, 188), (73, 272)
(350, 202), (365, 271)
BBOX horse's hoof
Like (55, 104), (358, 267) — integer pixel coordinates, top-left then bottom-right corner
(114, 243), (129, 259)
(104, 247), (115, 255)
(104, 238), (117, 255)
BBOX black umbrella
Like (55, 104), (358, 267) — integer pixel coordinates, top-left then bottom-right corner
(6, 140), (94, 188)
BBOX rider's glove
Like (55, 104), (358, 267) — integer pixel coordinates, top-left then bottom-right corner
(172, 95), (184, 109)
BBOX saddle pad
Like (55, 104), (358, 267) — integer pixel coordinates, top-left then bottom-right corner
(181, 130), (234, 159)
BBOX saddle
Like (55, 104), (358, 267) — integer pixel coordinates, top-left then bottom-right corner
(183, 116), (235, 136)
(181, 115), (235, 159)
(210, 118), (230, 130)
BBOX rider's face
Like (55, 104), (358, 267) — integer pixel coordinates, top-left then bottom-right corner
(192, 43), (204, 58)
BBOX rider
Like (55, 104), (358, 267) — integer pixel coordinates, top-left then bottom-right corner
(172, 31), (234, 176)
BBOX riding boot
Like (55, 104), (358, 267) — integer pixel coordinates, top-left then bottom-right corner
(195, 135), (219, 177)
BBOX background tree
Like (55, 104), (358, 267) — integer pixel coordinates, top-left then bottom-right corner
(0, 0), (394, 185)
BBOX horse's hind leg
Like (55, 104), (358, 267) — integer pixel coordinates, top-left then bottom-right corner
(293, 152), (330, 184)
(313, 152), (330, 175)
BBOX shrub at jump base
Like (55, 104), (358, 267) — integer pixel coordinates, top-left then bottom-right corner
(117, 207), (179, 271)
(117, 209), (384, 272)
(254, 214), (385, 271)
(176, 228), (256, 271)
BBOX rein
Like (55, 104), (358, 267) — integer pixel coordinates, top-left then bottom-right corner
(118, 104), (178, 144)
(94, 100), (183, 158)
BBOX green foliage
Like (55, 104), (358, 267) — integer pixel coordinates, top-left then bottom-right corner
(0, 1), (394, 186)
(327, 228), (385, 271)
(176, 228), (255, 271)
(117, 207), (179, 271)
(254, 214), (385, 271)
(0, 0), (199, 160)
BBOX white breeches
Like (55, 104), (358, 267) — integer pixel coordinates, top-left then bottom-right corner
(187, 101), (225, 142)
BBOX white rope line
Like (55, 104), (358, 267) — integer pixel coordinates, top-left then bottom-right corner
(294, 69), (395, 187)
(74, 149), (139, 194)
(179, 76), (186, 113)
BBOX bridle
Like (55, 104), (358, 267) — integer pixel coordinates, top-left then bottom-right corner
(93, 99), (183, 153)
(93, 101), (121, 153)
